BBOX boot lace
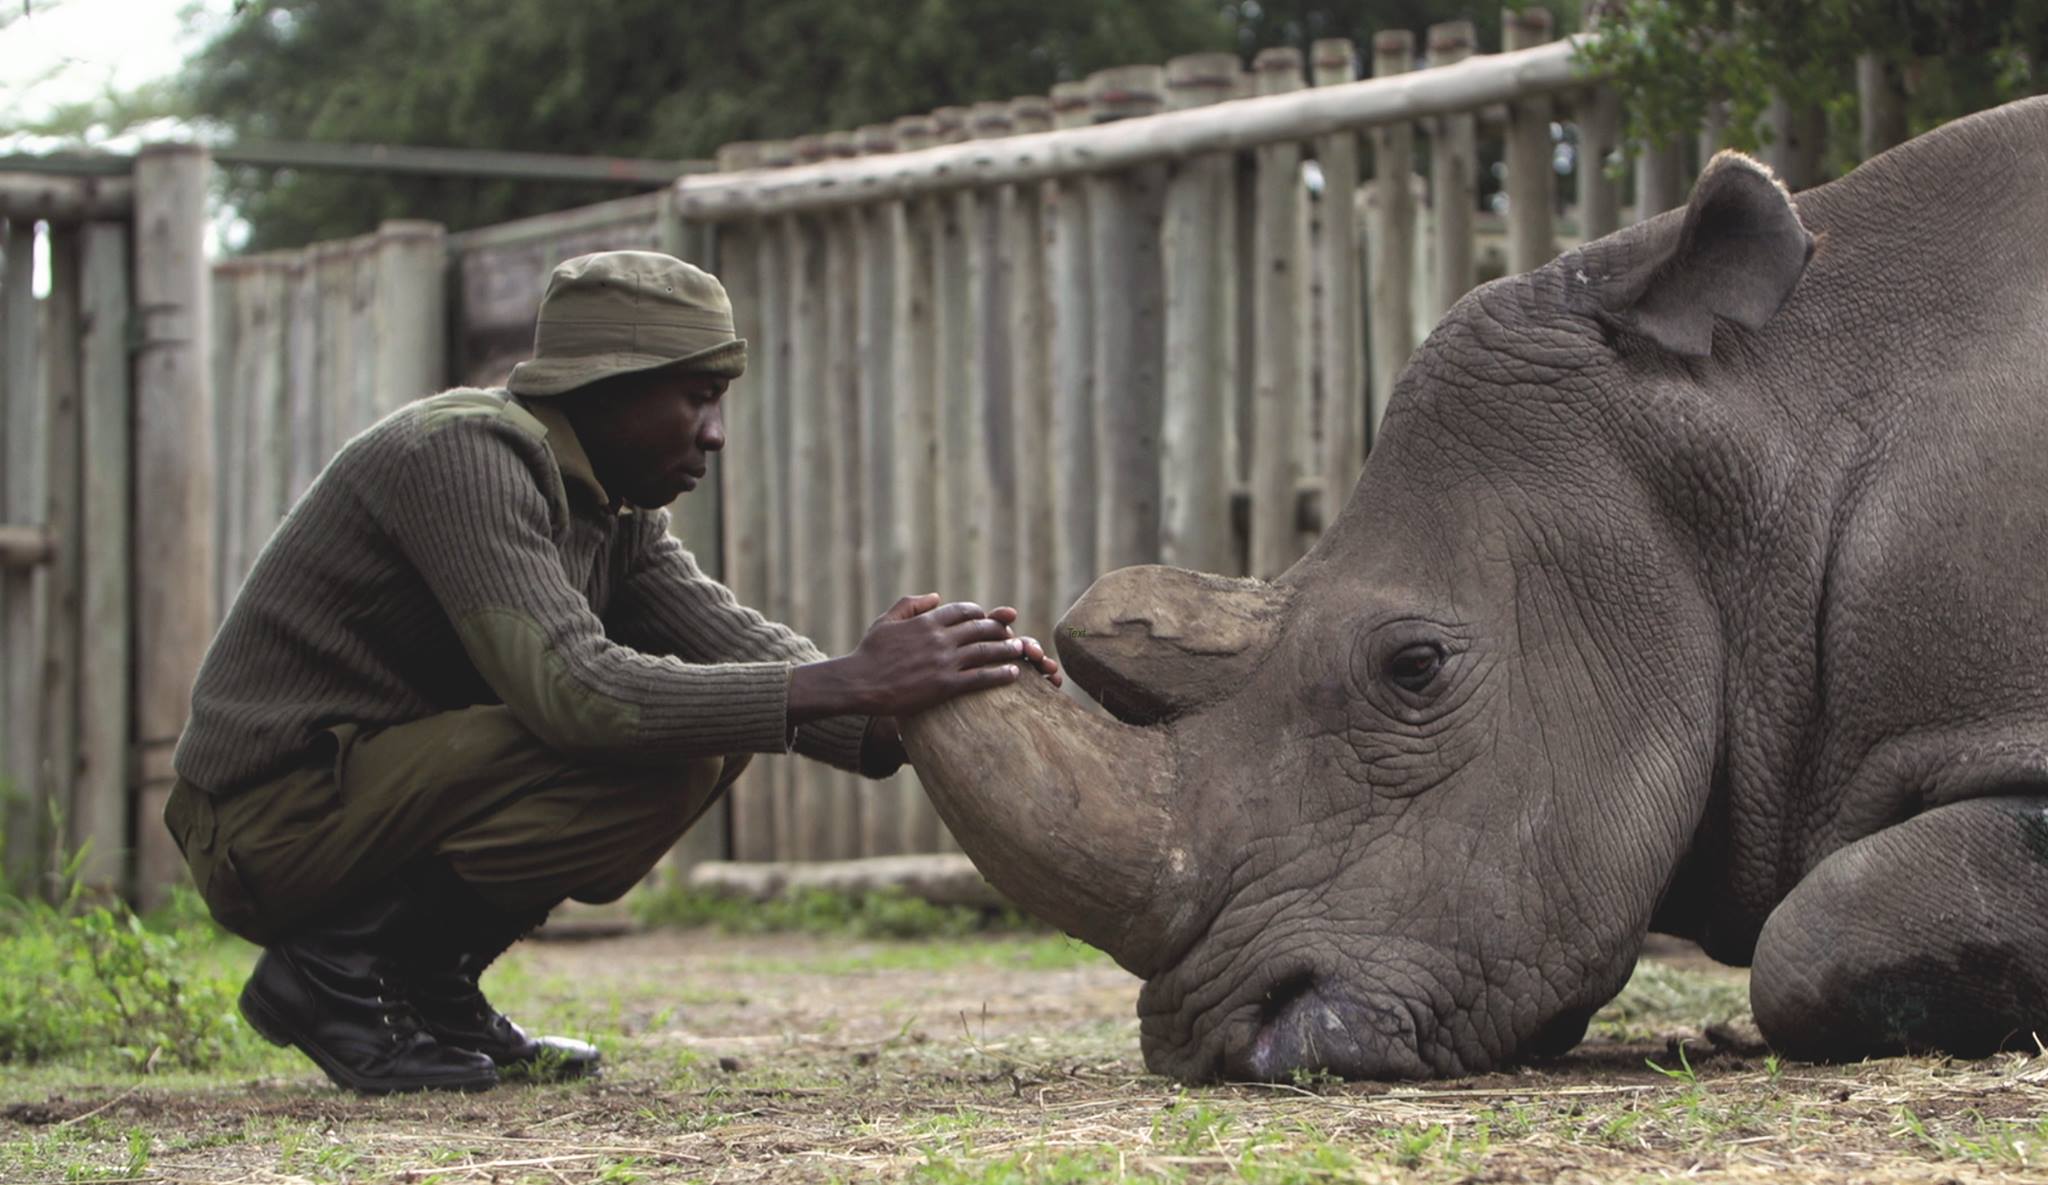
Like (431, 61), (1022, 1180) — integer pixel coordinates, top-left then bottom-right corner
(371, 971), (431, 1044)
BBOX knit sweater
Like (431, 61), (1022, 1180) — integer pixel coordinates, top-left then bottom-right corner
(175, 386), (877, 796)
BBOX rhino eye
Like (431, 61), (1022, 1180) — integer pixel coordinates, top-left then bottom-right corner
(1385, 643), (1446, 693)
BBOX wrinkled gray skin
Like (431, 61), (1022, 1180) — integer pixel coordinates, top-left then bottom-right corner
(903, 97), (2048, 1081)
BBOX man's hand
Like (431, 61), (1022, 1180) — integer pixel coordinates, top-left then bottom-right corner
(788, 594), (1061, 726)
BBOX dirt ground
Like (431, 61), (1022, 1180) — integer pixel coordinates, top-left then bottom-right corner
(4, 928), (2047, 1183)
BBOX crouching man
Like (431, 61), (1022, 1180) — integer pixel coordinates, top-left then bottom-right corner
(163, 251), (1058, 1094)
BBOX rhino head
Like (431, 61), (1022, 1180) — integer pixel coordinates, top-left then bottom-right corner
(904, 152), (1816, 1081)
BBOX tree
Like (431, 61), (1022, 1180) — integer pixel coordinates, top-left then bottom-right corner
(181, 0), (1244, 249)
(176, 0), (1515, 249)
(1576, 0), (2047, 175)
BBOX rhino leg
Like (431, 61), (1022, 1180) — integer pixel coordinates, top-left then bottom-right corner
(1752, 797), (2048, 1060)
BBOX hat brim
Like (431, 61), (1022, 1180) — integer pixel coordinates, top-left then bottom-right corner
(506, 338), (747, 397)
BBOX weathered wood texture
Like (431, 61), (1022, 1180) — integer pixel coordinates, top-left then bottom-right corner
(1427, 22), (1481, 320)
(1160, 54), (1243, 576)
(1088, 66), (1170, 577)
(1249, 48), (1307, 580)
(1313, 39), (1365, 529)
(2, 217), (45, 892)
(132, 144), (216, 907)
(0, 216), (134, 899)
(209, 223), (448, 615)
(1502, 8), (1557, 275)
(74, 222), (132, 893)
(6, 25), (1696, 892)
(1367, 32), (1418, 449)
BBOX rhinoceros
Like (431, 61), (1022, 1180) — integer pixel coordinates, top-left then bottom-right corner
(901, 96), (2048, 1081)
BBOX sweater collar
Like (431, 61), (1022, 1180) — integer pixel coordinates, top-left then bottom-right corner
(517, 397), (619, 514)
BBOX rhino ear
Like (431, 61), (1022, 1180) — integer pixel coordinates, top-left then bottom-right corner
(1601, 151), (1816, 358)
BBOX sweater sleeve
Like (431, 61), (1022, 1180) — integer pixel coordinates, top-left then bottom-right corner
(372, 412), (799, 763)
(609, 508), (889, 777)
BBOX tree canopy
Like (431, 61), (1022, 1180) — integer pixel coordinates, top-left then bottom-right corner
(177, 0), (1523, 249)
(1580, 0), (2046, 170)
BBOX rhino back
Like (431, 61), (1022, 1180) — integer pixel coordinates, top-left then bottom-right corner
(1734, 96), (2048, 918)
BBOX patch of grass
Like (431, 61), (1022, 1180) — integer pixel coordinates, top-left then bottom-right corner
(1588, 958), (1752, 1041)
(0, 863), (262, 1071)
(630, 884), (1043, 940)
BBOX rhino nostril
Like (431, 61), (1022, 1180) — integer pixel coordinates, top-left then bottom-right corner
(1256, 971), (1318, 1028)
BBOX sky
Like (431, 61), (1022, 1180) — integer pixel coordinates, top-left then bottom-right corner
(1, 0), (231, 146)
(4, 0), (242, 274)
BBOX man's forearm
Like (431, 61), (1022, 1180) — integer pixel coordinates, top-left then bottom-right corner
(786, 657), (879, 725)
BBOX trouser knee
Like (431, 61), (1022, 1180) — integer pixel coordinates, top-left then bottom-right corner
(442, 753), (747, 911)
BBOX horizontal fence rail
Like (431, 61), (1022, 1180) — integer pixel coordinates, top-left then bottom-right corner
(675, 37), (1583, 218)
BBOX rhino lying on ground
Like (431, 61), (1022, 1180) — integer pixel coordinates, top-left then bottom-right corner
(903, 96), (2048, 1081)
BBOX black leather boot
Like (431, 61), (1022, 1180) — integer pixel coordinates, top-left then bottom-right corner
(239, 892), (499, 1094)
(397, 870), (602, 1080)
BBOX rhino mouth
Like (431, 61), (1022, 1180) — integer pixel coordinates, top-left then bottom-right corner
(1136, 944), (1460, 1082)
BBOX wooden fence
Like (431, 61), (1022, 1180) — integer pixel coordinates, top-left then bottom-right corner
(675, 20), (1611, 863)
(1, 10), (1918, 900)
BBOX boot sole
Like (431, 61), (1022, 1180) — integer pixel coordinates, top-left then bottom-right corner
(240, 980), (499, 1096)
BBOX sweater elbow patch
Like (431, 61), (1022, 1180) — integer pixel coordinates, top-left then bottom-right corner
(455, 606), (640, 752)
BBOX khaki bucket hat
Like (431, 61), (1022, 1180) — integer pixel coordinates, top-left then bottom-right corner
(507, 250), (747, 397)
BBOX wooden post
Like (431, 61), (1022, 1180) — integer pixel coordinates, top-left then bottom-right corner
(64, 217), (132, 896)
(348, 234), (379, 446)
(889, 115), (940, 609)
(244, 262), (289, 568)
(850, 127), (906, 858)
(211, 267), (244, 616)
(967, 100), (1013, 612)
(283, 253), (321, 504)
(1314, 39), (1364, 520)
(1634, 138), (1686, 221)
(1503, 8), (1557, 272)
(929, 106), (975, 616)
(1087, 65), (1168, 577)
(1159, 55), (1241, 576)
(1047, 80), (1099, 615)
(888, 114), (947, 854)
(313, 241), (354, 466)
(783, 213), (839, 862)
(1767, 96), (1825, 191)
(37, 226), (83, 896)
(1857, 53), (1909, 159)
(1574, 8), (1622, 242)
(823, 203), (863, 859)
(1004, 96), (1056, 642)
(1698, 99), (1729, 167)
(1249, 48), (1305, 580)
(221, 270), (260, 605)
(73, 221), (132, 893)
(1368, 32), (1417, 448)
(1427, 22), (1481, 319)
(373, 221), (446, 413)
(132, 144), (217, 905)
(3, 218), (45, 893)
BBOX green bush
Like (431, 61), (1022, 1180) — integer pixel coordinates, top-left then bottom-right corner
(630, 885), (1041, 940)
(0, 874), (258, 1070)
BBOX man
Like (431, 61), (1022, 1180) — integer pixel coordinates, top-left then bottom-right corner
(163, 250), (1059, 1094)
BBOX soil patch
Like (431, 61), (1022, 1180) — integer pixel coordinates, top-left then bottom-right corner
(4, 929), (2045, 1182)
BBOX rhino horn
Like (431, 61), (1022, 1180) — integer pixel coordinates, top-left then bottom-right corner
(901, 674), (1197, 977)
(1055, 565), (1291, 725)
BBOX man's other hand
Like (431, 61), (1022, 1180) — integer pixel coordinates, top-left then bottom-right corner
(787, 594), (1062, 726)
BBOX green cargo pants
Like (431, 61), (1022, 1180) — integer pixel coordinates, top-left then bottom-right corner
(163, 704), (748, 944)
